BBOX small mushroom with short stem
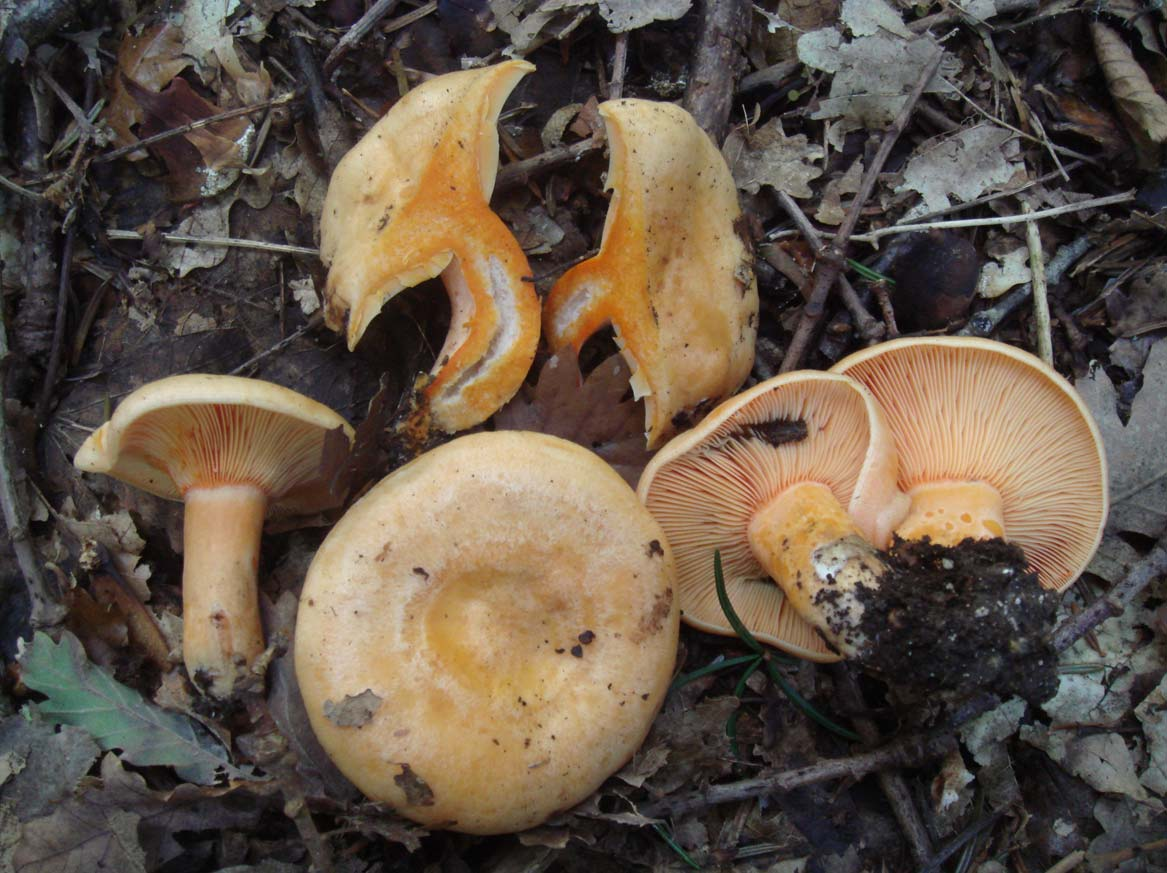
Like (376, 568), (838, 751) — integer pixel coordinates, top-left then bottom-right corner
(295, 431), (679, 834)
(320, 60), (541, 436)
(542, 98), (759, 448)
(74, 374), (354, 697)
(637, 371), (909, 662)
(830, 336), (1108, 592)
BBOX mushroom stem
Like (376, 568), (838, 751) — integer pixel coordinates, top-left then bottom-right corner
(895, 481), (1006, 546)
(182, 484), (268, 697)
(747, 482), (886, 658)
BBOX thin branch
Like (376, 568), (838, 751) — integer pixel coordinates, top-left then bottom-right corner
(0, 173), (45, 200)
(291, 33), (353, 171)
(229, 314), (324, 375)
(849, 191), (1133, 245)
(323, 0), (401, 74)
(683, 0), (751, 142)
(639, 727), (959, 820)
(31, 58), (100, 141)
(35, 225), (76, 424)
(106, 229), (319, 256)
(609, 33), (629, 100)
(959, 234), (1090, 337)
(832, 665), (933, 865)
(495, 136), (603, 192)
(1050, 529), (1167, 652)
(780, 49), (943, 371)
(94, 92), (297, 164)
(1023, 203), (1053, 363)
(773, 192), (885, 344)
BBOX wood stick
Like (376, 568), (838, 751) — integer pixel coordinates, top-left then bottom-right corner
(682, 0), (750, 143)
(495, 137), (603, 192)
(1024, 203), (1053, 363)
(780, 49), (942, 371)
(323, 0), (401, 74)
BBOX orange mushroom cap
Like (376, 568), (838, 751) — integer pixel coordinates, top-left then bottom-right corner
(637, 371), (907, 661)
(296, 431), (679, 834)
(543, 98), (759, 448)
(831, 337), (1108, 591)
(320, 61), (540, 434)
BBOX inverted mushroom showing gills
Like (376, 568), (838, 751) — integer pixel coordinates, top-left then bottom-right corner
(542, 98), (759, 448)
(75, 375), (354, 697)
(320, 61), (540, 434)
(295, 431), (679, 834)
(637, 372), (908, 662)
(831, 337), (1108, 592)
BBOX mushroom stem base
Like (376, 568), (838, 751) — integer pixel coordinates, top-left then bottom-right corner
(183, 484), (268, 697)
(748, 482), (886, 657)
(896, 481), (1005, 546)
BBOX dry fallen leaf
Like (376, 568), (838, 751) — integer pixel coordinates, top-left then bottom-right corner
(722, 119), (824, 199)
(1091, 21), (1167, 147)
(815, 157), (862, 225)
(894, 125), (1021, 217)
(160, 198), (233, 277)
(490, 0), (692, 53)
(1134, 674), (1167, 796)
(493, 347), (653, 487)
(323, 689), (383, 728)
(102, 23), (191, 151)
(1077, 339), (1167, 538)
(977, 246), (1031, 299)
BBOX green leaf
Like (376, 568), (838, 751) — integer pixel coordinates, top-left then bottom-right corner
(18, 631), (258, 785)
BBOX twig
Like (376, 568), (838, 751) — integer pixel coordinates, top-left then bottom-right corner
(0, 173), (45, 201)
(94, 93), (297, 164)
(917, 811), (1006, 873)
(381, 2), (438, 38)
(30, 58), (100, 141)
(323, 0), (401, 74)
(772, 192), (885, 344)
(1023, 203), (1053, 363)
(495, 137), (603, 192)
(609, 33), (629, 100)
(229, 315), (324, 375)
(0, 300), (65, 628)
(832, 665), (933, 865)
(34, 225), (76, 425)
(290, 32), (353, 171)
(683, 0), (751, 142)
(847, 191), (1133, 245)
(959, 234), (1090, 337)
(106, 229), (319, 256)
(639, 724), (959, 819)
(780, 49), (943, 371)
(1050, 529), (1167, 652)
(738, 59), (801, 93)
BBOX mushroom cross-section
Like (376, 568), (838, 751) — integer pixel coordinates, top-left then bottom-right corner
(295, 431), (679, 835)
(542, 98), (759, 448)
(637, 372), (908, 661)
(74, 374), (354, 697)
(320, 61), (540, 434)
(831, 337), (1108, 591)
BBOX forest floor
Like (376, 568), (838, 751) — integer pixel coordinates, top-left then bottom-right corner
(1, 0), (1166, 871)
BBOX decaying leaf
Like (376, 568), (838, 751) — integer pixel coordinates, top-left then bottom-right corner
(323, 689), (383, 728)
(977, 246), (1031, 299)
(160, 198), (234, 276)
(815, 158), (862, 225)
(12, 753), (264, 873)
(1111, 262), (1167, 337)
(798, 4), (952, 146)
(180, 0), (272, 104)
(1021, 727), (1149, 801)
(1135, 673), (1167, 796)
(18, 631), (257, 785)
(722, 119), (824, 198)
(494, 348), (653, 486)
(0, 717), (100, 822)
(894, 125), (1021, 216)
(1091, 21), (1167, 146)
(59, 504), (152, 600)
(1077, 339), (1167, 537)
(490, 0), (692, 53)
(103, 23), (191, 151)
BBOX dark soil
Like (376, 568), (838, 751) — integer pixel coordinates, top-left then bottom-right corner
(857, 538), (1060, 704)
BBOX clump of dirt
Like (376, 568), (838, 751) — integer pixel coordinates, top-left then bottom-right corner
(857, 538), (1059, 703)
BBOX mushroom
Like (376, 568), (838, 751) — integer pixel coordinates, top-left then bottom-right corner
(74, 374), (354, 697)
(295, 431), (679, 834)
(830, 336), (1108, 591)
(542, 98), (759, 448)
(320, 60), (540, 434)
(636, 371), (908, 661)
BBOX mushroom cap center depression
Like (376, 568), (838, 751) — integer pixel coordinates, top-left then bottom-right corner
(422, 564), (596, 698)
